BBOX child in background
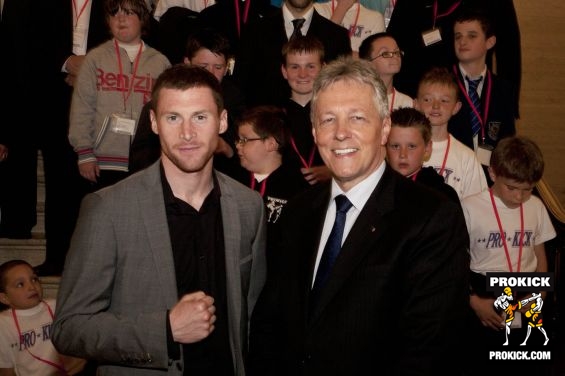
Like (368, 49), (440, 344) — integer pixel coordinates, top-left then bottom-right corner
(69, 0), (170, 191)
(359, 32), (413, 111)
(414, 66), (487, 200)
(463, 136), (556, 372)
(386, 107), (459, 204)
(235, 105), (309, 268)
(449, 9), (516, 172)
(281, 35), (331, 185)
(0, 260), (85, 375)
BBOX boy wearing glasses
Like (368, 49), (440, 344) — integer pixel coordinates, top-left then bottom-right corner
(359, 32), (414, 111)
(235, 105), (309, 268)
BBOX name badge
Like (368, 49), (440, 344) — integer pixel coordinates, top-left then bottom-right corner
(110, 114), (136, 136)
(73, 26), (87, 55)
(422, 28), (442, 46)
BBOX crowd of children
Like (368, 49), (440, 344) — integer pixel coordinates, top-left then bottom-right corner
(0, 0), (560, 374)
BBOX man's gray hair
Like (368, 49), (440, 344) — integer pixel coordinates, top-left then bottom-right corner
(311, 56), (389, 122)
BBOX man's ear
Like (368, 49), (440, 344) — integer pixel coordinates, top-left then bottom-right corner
(381, 116), (391, 146)
(150, 109), (159, 135)
(218, 109), (228, 134)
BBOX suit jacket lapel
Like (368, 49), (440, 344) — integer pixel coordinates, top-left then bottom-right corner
(308, 167), (397, 323)
(139, 163), (179, 307)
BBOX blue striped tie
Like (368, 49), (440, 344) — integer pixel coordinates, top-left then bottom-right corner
(312, 195), (353, 292)
(466, 76), (483, 137)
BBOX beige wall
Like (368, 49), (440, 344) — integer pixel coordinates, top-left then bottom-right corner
(515, 1), (565, 206)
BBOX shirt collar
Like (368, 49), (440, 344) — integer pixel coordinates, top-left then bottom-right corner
(329, 162), (386, 213)
(282, 3), (314, 39)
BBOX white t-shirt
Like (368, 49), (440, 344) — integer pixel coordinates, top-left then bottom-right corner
(0, 299), (65, 375)
(462, 190), (556, 274)
(314, 1), (385, 52)
(388, 88), (413, 110)
(423, 134), (488, 200)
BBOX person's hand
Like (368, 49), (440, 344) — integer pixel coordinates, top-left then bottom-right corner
(470, 295), (504, 331)
(301, 165), (331, 185)
(78, 160), (100, 183)
(66, 55), (86, 76)
(169, 291), (216, 344)
(64, 73), (78, 87)
(0, 144), (8, 162)
(215, 138), (235, 158)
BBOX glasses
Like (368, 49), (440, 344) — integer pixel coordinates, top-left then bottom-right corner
(234, 137), (264, 145)
(369, 50), (404, 61)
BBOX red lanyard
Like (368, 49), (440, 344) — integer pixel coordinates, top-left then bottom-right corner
(290, 137), (316, 168)
(114, 39), (143, 112)
(389, 87), (396, 113)
(438, 134), (451, 177)
(250, 173), (267, 197)
(432, 0), (461, 28)
(11, 301), (68, 375)
(72, 0), (90, 29)
(234, 0), (252, 37)
(489, 189), (524, 272)
(453, 65), (492, 143)
(410, 170), (419, 181)
(331, 0), (360, 38)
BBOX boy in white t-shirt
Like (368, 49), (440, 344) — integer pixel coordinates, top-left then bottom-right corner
(414, 66), (488, 200)
(0, 260), (85, 375)
(462, 136), (556, 372)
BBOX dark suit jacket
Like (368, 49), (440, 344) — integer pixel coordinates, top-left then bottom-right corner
(387, 0), (521, 117)
(234, 8), (352, 106)
(248, 165), (470, 375)
(449, 65), (517, 152)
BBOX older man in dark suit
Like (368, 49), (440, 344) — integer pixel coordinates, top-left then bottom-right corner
(234, 0), (352, 107)
(248, 57), (470, 375)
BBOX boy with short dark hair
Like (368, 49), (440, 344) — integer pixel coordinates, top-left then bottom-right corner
(449, 9), (517, 178)
(387, 107), (459, 204)
(0, 260), (85, 375)
(463, 135), (556, 370)
(235, 105), (309, 268)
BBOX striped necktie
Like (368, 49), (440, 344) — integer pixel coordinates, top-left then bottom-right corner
(466, 76), (483, 137)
